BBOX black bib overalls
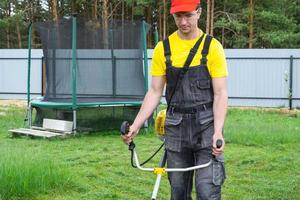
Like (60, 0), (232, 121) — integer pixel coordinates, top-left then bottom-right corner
(163, 34), (225, 200)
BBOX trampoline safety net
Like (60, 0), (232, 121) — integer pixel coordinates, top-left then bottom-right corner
(32, 17), (150, 132)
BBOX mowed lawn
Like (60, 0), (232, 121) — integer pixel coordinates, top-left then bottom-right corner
(0, 102), (299, 200)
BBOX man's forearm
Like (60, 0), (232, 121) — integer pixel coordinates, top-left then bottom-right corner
(213, 91), (228, 135)
(131, 88), (162, 130)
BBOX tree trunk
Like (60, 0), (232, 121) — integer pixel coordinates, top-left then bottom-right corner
(131, 0), (134, 22)
(6, 2), (11, 48)
(52, 0), (59, 21)
(206, 0), (211, 34)
(6, 28), (10, 48)
(60, 0), (65, 16)
(210, 0), (214, 36)
(16, 21), (22, 48)
(248, 0), (254, 48)
(83, 2), (90, 19)
(121, 0), (124, 22)
(102, 0), (109, 48)
(122, 0), (124, 48)
(163, 0), (166, 39)
(145, 6), (152, 47)
(206, 0), (214, 35)
(158, 3), (163, 40)
(162, 0), (167, 40)
(221, 1), (226, 46)
(102, 0), (108, 28)
(71, 1), (76, 14)
(92, 0), (98, 19)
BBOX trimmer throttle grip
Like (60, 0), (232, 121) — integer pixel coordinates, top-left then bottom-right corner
(120, 121), (135, 150)
(120, 121), (130, 135)
(216, 139), (223, 149)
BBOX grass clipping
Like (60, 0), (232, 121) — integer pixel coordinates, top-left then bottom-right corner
(0, 146), (72, 199)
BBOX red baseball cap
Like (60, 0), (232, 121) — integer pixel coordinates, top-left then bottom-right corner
(170, 0), (201, 14)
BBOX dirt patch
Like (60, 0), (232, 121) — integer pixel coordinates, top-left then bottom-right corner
(230, 106), (300, 116)
(0, 100), (27, 108)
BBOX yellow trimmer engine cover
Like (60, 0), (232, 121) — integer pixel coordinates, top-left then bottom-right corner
(155, 109), (166, 136)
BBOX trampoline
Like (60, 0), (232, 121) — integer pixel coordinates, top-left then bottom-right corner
(26, 16), (150, 132)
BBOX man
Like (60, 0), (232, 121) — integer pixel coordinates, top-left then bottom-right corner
(122, 0), (228, 199)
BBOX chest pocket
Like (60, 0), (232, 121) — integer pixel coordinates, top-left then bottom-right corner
(190, 78), (212, 101)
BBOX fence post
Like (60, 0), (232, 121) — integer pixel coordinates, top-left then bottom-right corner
(27, 22), (32, 106)
(289, 55), (294, 110)
(41, 56), (44, 96)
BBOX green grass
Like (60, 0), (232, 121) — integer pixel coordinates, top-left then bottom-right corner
(225, 108), (300, 146)
(0, 145), (72, 200)
(0, 105), (299, 200)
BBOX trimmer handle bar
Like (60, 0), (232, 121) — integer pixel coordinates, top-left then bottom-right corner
(120, 121), (223, 200)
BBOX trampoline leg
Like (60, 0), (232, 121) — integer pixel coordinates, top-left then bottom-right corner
(28, 104), (32, 128)
(73, 110), (77, 134)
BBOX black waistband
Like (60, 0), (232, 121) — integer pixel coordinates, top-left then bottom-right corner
(170, 102), (213, 114)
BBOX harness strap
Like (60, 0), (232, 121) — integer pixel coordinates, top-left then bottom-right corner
(183, 34), (205, 68)
(163, 33), (213, 109)
(163, 38), (172, 67)
(200, 35), (213, 66)
(163, 35), (205, 108)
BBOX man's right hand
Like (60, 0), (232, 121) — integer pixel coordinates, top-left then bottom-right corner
(121, 124), (139, 145)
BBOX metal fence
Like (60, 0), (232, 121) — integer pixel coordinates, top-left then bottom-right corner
(226, 56), (300, 109)
(224, 49), (300, 109)
(0, 49), (43, 99)
(1, 49), (300, 109)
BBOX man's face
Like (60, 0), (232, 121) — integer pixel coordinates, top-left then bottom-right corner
(173, 9), (201, 34)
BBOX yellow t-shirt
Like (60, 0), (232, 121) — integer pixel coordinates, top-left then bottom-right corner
(151, 30), (228, 78)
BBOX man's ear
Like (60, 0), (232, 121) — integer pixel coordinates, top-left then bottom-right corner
(197, 7), (202, 16)
(196, 7), (202, 20)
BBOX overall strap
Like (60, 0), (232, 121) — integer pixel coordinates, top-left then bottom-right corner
(200, 35), (213, 66)
(165, 34), (206, 109)
(163, 38), (172, 67)
(183, 33), (205, 69)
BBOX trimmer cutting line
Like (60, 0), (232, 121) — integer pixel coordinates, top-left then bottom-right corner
(120, 121), (223, 200)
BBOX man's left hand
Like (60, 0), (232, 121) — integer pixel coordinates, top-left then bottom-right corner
(212, 133), (225, 156)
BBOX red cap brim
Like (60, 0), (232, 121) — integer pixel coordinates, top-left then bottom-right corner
(170, 3), (198, 14)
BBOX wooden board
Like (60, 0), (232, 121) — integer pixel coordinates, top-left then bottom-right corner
(9, 128), (71, 138)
